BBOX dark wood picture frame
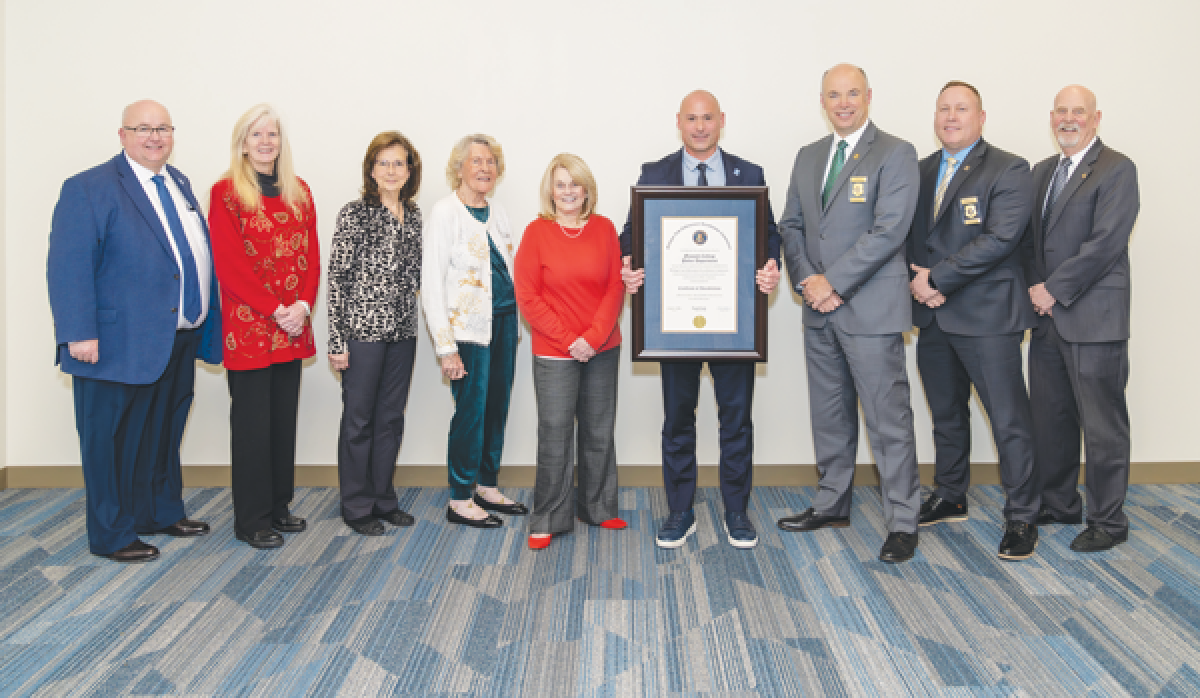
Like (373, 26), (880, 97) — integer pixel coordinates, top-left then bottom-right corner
(630, 186), (769, 362)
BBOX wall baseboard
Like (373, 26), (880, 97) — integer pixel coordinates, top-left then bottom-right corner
(2, 462), (1198, 490)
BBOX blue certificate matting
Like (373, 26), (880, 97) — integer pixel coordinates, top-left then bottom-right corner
(643, 198), (757, 351)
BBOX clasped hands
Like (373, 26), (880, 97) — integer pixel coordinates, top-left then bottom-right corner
(274, 302), (308, 337)
(1028, 283), (1055, 316)
(800, 274), (843, 313)
(620, 257), (781, 295)
(908, 264), (946, 309)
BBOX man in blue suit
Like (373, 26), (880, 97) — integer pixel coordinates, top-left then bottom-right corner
(47, 100), (222, 562)
(620, 90), (781, 550)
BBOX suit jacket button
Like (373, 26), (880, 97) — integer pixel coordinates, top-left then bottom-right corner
(174, 274), (180, 280)
(927, 245), (935, 252)
(171, 307), (178, 313)
(820, 234), (826, 240)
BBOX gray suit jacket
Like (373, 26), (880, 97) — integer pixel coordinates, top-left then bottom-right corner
(1020, 139), (1139, 342)
(908, 139), (1037, 336)
(779, 121), (919, 334)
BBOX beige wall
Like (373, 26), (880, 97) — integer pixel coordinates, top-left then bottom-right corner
(6, 0), (1199, 471)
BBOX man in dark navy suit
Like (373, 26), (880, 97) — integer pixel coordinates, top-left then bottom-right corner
(47, 100), (222, 562)
(906, 81), (1040, 560)
(620, 90), (781, 550)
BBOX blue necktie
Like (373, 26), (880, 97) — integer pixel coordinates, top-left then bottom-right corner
(151, 174), (203, 323)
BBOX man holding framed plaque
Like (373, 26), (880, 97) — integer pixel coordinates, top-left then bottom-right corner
(775, 64), (923, 563)
(620, 90), (781, 550)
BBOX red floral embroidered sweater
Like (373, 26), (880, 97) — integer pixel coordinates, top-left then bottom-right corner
(208, 177), (320, 370)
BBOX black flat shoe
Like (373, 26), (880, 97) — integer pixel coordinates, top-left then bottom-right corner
(998, 521), (1038, 560)
(156, 518), (211, 537)
(378, 509), (415, 527)
(473, 493), (528, 516)
(1069, 525), (1127, 552)
(879, 532), (918, 563)
(777, 507), (850, 532)
(447, 506), (503, 528)
(102, 539), (160, 563)
(918, 496), (968, 526)
(236, 528), (284, 549)
(272, 514), (307, 533)
(346, 517), (385, 536)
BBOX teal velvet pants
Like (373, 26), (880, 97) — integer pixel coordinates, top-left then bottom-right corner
(447, 312), (517, 500)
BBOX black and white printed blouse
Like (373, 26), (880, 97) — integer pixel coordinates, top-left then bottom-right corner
(327, 199), (422, 354)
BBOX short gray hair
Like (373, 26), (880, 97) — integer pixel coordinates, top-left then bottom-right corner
(445, 134), (505, 190)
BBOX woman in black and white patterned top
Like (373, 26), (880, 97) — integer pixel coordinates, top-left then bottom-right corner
(327, 131), (423, 536)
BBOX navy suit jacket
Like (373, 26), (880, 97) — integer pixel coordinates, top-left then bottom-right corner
(907, 139), (1037, 336)
(620, 148), (781, 263)
(47, 153), (223, 385)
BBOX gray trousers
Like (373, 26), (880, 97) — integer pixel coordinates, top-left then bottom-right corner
(337, 338), (416, 521)
(916, 320), (1040, 523)
(805, 323), (921, 533)
(530, 347), (620, 533)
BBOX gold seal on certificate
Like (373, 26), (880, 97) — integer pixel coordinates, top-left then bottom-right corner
(660, 217), (738, 333)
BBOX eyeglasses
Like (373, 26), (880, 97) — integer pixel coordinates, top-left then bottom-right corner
(123, 125), (176, 137)
(375, 159), (408, 170)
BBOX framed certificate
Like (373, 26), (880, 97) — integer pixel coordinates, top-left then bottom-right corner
(631, 186), (769, 362)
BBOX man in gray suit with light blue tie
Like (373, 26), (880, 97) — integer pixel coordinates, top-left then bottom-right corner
(775, 64), (922, 563)
(1021, 85), (1140, 553)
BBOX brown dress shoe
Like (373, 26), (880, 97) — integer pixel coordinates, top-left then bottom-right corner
(104, 539), (160, 563)
(158, 519), (210, 537)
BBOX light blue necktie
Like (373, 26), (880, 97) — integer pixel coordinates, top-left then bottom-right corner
(151, 174), (202, 323)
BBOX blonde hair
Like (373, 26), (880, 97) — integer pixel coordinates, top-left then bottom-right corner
(445, 134), (505, 191)
(537, 153), (597, 221)
(224, 103), (309, 214)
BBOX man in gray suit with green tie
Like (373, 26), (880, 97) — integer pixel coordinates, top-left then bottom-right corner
(775, 64), (923, 563)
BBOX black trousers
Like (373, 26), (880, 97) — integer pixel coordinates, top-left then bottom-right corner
(660, 360), (755, 513)
(337, 339), (416, 521)
(916, 320), (1039, 522)
(227, 360), (302, 533)
(1029, 317), (1130, 535)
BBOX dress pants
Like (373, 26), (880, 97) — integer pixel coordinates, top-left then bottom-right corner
(804, 323), (920, 533)
(337, 339), (416, 521)
(447, 312), (517, 500)
(530, 348), (620, 533)
(916, 319), (1039, 522)
(660, 360), (755, 513)
(1029, 316), (1131, 535)
(73, 329), (198, 554)
(227, 360), (301, 534)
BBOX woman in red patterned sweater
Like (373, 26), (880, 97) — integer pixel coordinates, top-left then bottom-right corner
(209, 104), (319, 549)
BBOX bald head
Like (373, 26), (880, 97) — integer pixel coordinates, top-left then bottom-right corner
(677, 90), (725, 160)
(1051, 85), (1101, 157)
(118, 100), (174, 173)
(820, 64), (872, 137)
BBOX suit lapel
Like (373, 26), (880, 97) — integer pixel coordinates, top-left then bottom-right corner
(722, 150), (741, 184)
(167, 164), (211, 240)
(811, 134), (834, 207)
(667, 149), (686, 186)
(933, 140), (987, 225)
(115, 154), (176, 262)
(1045, 140), (1102, 235)
(822, 122), (875, 215)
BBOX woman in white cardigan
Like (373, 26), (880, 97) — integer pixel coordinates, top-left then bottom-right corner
(421, 134), (528, 528)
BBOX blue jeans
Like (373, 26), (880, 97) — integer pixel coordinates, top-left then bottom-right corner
(447, 313), (517, 500)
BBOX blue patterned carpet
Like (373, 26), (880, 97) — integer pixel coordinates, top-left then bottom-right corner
(3, 484), (1200, 696)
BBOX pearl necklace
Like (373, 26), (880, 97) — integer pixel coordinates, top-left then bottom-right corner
(557, 218), (586, 239)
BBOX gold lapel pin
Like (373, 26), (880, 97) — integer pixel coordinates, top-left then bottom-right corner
(964, 165), (970, 171)
(1082, 173), (1088, 179)
(853, 154), (860, 159)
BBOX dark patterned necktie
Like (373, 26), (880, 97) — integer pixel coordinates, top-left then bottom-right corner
(1042, 157), (1072, 230)
(696, 162), (709, 186)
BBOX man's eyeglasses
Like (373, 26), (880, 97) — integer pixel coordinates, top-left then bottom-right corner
(123, 125), (176, 137)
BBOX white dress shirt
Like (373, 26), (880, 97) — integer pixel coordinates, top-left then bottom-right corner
(124, 153), (212, 329)
(822, 120), (870, 185)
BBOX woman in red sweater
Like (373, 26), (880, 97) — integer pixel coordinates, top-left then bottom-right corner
(209, 104), (319, 549)
(514, 153), (627, 550)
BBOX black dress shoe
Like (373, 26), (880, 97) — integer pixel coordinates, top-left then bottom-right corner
(272, 514), (307, 533)
(103, 539), (160, 563)
(1035, 507), (1083, 525)
(918, 496), (968, 526)
(157, 518), (211, 537)
(998, 521), (1038, 560)
(473, 493), (529, 516)
(1069, 525), (1127, 552)
(236, 528), (284, 549)
(447, 506), (503, 528)
(777, 507), (850, 532)
(378, 509), (415, 527)
(346, 517), (386, 536)
(879, 532), (918, 563)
